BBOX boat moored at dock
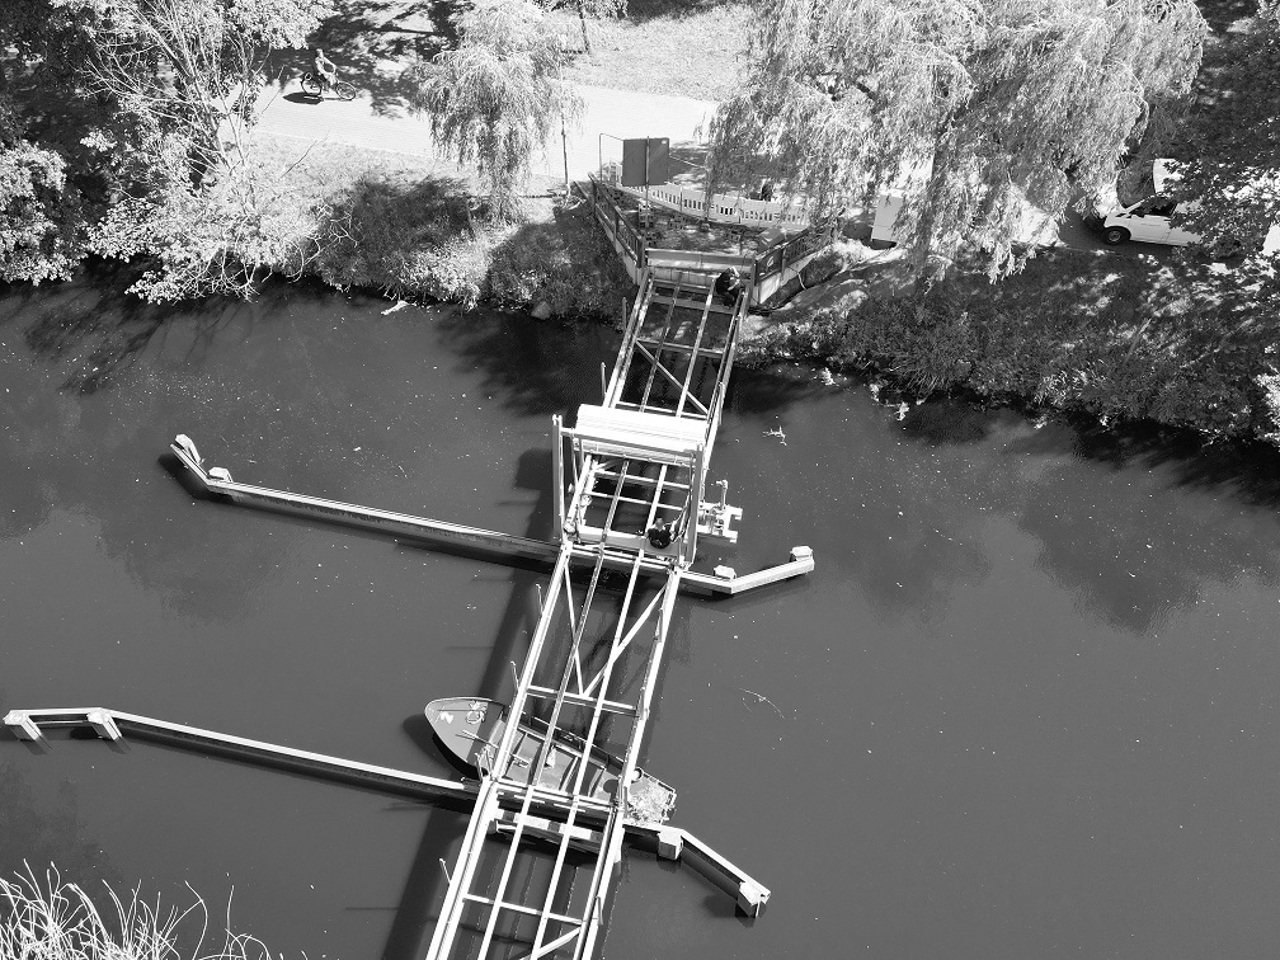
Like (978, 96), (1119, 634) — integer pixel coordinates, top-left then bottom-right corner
(425, 697), (676, 824)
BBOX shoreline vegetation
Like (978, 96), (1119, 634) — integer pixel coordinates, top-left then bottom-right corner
(1, 0), (1277, 450)
(246, 134), (632, 319)
(0, 864), (270, 960)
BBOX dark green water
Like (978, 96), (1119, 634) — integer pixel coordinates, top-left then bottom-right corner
(3, 273), (1280, 960)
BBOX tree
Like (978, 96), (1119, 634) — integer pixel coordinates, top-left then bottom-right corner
(74, 0), (328, 299)
(75, 0), (327, 185)
(537, 0), (627, 56)
(0, 100), (88, 283)
(1158, 1), (1280, 260)
(408, 0), (582, 222)
(708, 0), (1208, 280)
(0, 0), (330, 299)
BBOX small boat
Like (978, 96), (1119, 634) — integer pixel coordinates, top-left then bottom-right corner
(425, 697), (675, 823)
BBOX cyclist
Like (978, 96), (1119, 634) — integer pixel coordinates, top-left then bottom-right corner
(313, 48), (337, 92)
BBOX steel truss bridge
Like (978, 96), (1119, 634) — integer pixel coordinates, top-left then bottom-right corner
(7, 264), (814, 960)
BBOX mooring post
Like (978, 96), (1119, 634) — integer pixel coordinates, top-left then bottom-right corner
(552, 415), (565, 535)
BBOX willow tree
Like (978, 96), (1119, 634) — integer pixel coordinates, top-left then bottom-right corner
(409, 0), (582, 222)
(708, 0), (1208, 279)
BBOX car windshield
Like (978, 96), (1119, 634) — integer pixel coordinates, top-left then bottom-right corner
(1136, 197), (1177, 217)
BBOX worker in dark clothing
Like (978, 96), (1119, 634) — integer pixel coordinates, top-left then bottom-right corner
(646, 495), (693, 550)
(647, 520), (675, 549)
(714, 266), (742, 306)
(647, 506), (689, 550)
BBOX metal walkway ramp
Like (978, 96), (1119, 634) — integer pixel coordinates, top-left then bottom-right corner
(427, 270), (758, 960)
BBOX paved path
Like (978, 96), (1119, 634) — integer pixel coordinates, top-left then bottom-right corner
(254, 77), (1185, 262)
(256, 80), (718, 182)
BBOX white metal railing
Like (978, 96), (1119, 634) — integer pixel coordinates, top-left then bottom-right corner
(598, 164), (809, 229)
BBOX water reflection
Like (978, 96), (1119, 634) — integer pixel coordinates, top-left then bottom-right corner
(0, 755), (123, 891)
(1011, 418), (1280, 631)
(729, 366), (1280, 634)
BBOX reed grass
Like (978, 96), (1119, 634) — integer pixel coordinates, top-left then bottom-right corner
(0, 863), (272, 960)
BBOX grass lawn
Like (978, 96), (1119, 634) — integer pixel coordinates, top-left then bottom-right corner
(522, 2), (749, 102)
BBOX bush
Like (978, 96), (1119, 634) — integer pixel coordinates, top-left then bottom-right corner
(487, 196), (633, 318)
(315, 175), (491, 308)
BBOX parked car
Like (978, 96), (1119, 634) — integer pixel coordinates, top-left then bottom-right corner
(1082, 160), (1201, 247)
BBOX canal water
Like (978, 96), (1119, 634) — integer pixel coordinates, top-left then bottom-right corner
(3, 272), (1280, 960)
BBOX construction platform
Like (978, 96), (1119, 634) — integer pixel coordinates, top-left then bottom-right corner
(11, 263), (813, 960)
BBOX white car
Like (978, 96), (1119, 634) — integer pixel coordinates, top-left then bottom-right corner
(1083, 160), (1202, 247)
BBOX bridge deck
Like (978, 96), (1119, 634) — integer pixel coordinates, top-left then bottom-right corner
(426, 271), (762, 960)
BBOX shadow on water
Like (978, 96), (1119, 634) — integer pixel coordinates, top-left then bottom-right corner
(724, 364), (1280, 633)
(381, 804), (470, 960)
(371, 344), (734, 955)
(899, 401), (1280, 633)
(1012, 412), (1280, 509)
(432, 307), (617, 419)
(370, 344), (579, 958)
(7, 259), (245, 395)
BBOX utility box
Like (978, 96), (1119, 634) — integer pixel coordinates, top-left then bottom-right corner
(621, 138), (669, 187)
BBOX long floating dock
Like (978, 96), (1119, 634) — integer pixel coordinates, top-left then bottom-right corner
(169, 436), (812, 597)
(2, 707), (769, 911)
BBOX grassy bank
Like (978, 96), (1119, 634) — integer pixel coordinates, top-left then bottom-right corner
(741, 246), (1280, 444)
(548, 0), (749, 101)
(248, 133), (632, 318)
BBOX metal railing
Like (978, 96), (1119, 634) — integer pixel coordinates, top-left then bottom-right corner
(752, 217), (837, 284)
(586, 174), (836, 299)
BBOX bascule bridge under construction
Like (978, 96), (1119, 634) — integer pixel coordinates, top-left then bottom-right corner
(8, 253), (815, 958)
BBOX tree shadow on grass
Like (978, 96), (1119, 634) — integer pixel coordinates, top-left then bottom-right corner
(1194, 0), (1262, 32)
(624, 0), (741, 20)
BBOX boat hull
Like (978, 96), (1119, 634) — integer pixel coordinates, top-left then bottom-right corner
(425, 697), (674, 822)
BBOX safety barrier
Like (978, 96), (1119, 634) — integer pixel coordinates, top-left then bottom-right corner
(585, 175), (836, 303)
(598, 164), (808, 229)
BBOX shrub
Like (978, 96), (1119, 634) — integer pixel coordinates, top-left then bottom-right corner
(315, 175), (491, 308)
(487, 196), (632, 318)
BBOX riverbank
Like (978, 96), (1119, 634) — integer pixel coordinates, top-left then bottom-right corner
(243, 132), (631, 318)
(741, 243), (1280, 446)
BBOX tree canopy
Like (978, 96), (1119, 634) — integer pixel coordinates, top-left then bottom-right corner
(0, 104), (87, 284)
(409, 0), (581, 222)
(708, 0), (1208, 279)
(0, 0), (330, 298)
(1157, 1), (1280, 259)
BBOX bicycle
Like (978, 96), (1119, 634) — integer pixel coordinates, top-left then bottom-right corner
(300, 71), (356, 101)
